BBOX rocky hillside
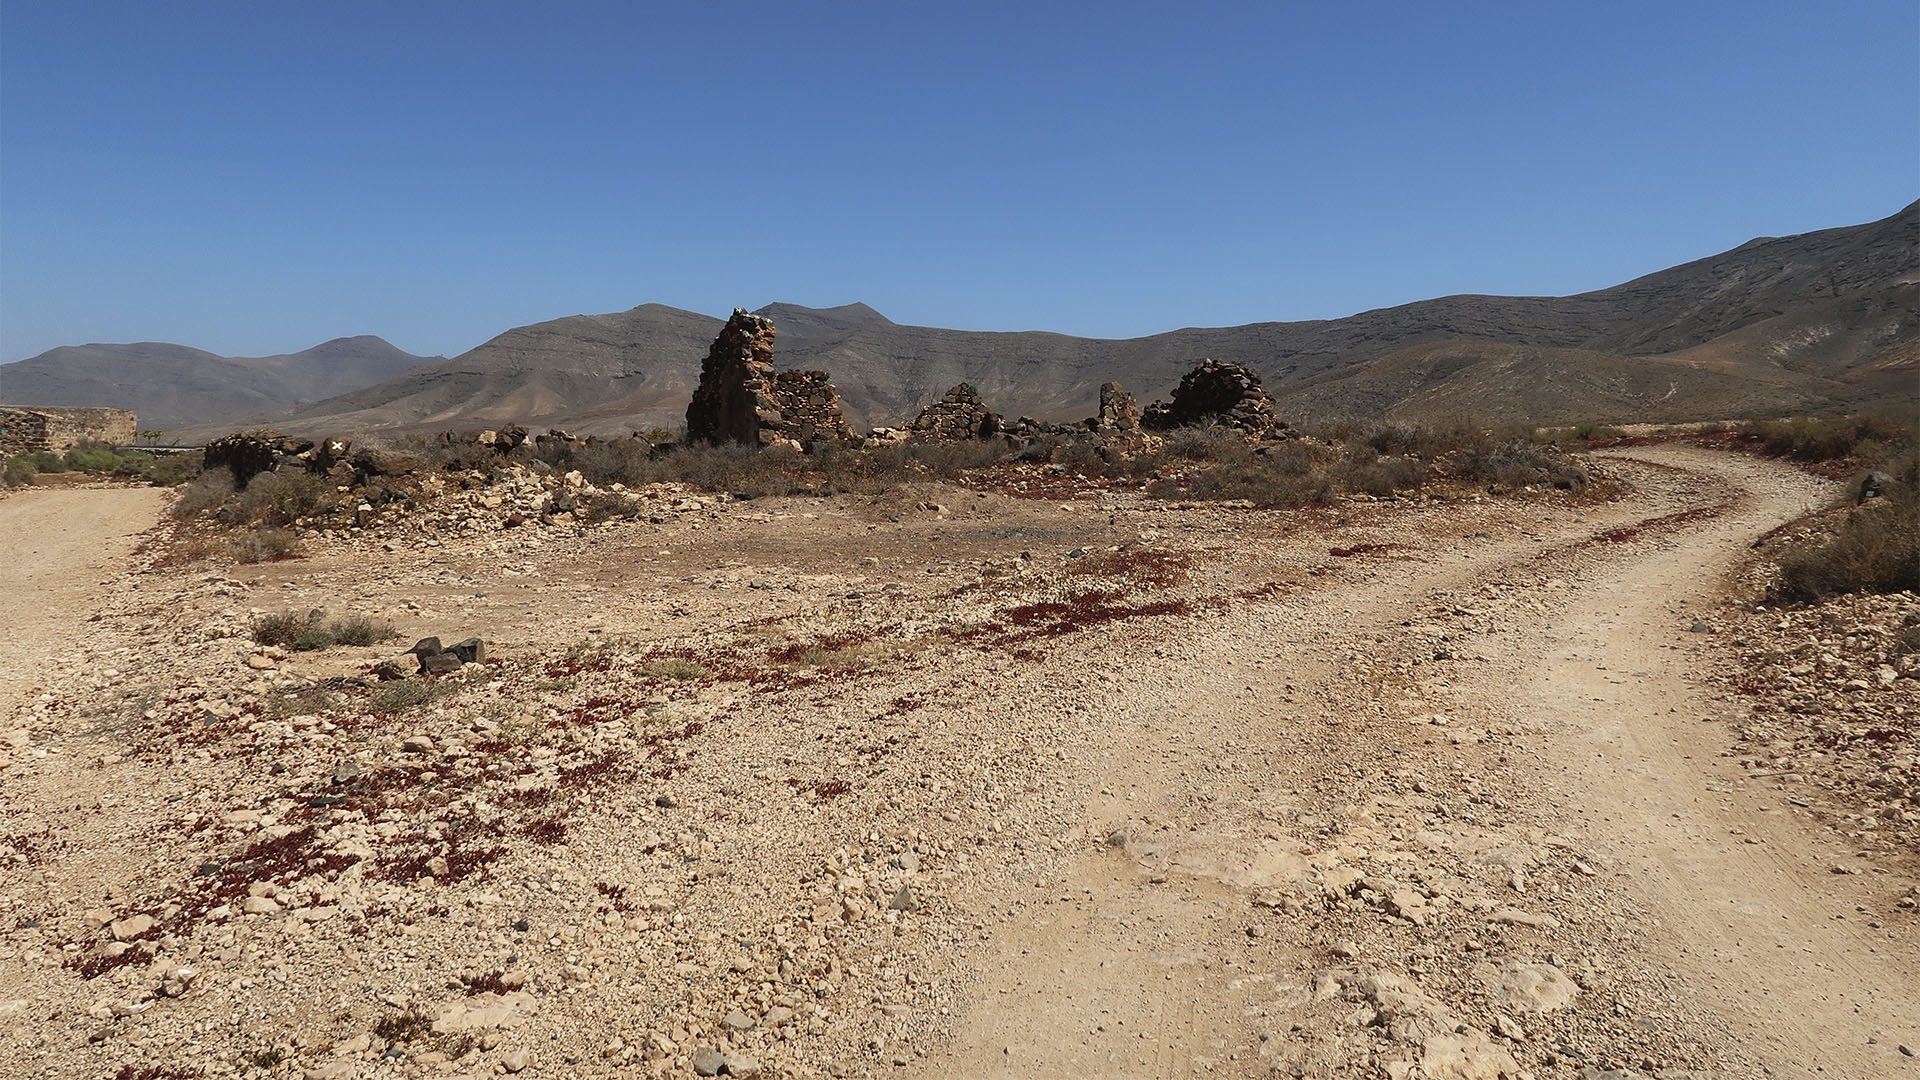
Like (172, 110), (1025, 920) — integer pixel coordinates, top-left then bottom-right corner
(157, 200), (1920, 439)
(0, 336), (442, 433)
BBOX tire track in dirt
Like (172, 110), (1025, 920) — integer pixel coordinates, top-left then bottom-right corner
(1512, 447), (1915, 1080)
(913, 451), (1771, 1078)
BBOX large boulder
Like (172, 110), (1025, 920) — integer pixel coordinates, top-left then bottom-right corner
(685, 310), (853, 448)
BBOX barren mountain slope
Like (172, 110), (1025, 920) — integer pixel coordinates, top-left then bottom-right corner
(1, 337), (442, 432)
(202, 201), (1919, 440)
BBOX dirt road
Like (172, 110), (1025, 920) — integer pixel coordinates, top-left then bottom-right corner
(4, 450), (1912, 1080)
(0, 486), (167, 709)
(917, 447), (1914, 1080)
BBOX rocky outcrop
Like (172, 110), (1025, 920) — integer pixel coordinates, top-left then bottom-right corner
(686, 310), (853, 448)
(0, 406), (138, 455)
(908, 384), (1004, 442)
(1142, 360), (1289, 439)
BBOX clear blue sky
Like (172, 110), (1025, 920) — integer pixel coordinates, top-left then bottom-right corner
(2, 1), (1914, 363)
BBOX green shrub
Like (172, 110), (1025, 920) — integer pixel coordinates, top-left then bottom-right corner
(2, 456), (38, 487)
(252, 612), (310, 647)
(328, 615), (396, 647)
(367, 680), (452, 715)
(146, 451), (203, 486)
(64, 445), (124, 472)
(234, 471), (335, 527)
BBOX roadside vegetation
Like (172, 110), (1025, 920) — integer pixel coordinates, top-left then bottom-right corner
(1743, 410), (1920, 603)
(2, 443), (200, 488)
(252, 610), (398, 652)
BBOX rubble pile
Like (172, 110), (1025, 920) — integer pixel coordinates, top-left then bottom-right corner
(1142, 359), (1291, 439)
(907, 383), (1004, 442)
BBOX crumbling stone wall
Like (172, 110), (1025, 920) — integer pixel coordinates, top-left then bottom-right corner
(0, 406), (138, 455)
(1142, 360), (1289, 439)
(1089, 381), (1152, 455)
(686, 309), (853, 447)
(908, 383), (1003, 442)
(202, 429), (314, 487)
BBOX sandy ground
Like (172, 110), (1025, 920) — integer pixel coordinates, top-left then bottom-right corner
(1, 448), (1912, 1080)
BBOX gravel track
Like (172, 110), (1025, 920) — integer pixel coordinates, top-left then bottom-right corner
(2, 450), (1912, 1080)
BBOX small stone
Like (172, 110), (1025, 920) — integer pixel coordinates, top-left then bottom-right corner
(692, 1047), (726, 1076)
(1901, 1044), (1916, 1058)
(245, 654), (277, 670)
(1330, 940), (1359, 959)
(109, 914), (153, 941)
(500, 1049), (529, 1072)
(721, 1052), (762, 1077)
(1689, 621), (1712, 633)
(401, 735), (435, 754)
(242, 895), (281, 915)
(888, 884), (918, 912)
(761, 1006), (794, 1027)
(720, 1009), (755, 1032)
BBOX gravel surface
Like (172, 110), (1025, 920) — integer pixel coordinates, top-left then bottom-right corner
(2, 447), (1912, 1080)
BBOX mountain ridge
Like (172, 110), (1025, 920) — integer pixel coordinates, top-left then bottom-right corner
(1, 336), (444, 432)
(32, 200), (1920, 442)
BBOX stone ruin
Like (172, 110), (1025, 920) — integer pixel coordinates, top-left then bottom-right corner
(1087, 381), (1152, 455)
(893, 379), (1158, 458)
(1142, 359), (1289, 439)
(0, 406), (138, 456)
(203, 428), (416, 489)
(685, 309), (853, 448)
(908, 383), (1003, 442)
(202, 429), (316, 487)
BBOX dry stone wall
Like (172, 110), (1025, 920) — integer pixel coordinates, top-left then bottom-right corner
(0, 406), (138, 456)
(908, 383), (1004, 442)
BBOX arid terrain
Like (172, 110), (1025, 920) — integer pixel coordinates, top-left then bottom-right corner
(2, 444), (1915, 1080)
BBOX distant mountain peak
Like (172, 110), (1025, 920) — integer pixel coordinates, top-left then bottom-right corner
(753, 301), (893, 329)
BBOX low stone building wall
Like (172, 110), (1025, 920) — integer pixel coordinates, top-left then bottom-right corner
(0, 406), (139, 456)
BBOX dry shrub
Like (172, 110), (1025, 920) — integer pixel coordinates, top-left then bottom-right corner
(1163, 423), (1252, 463)
(1770, 475), (1920, 604)
(234, 471), (335, 527)
(1454, 439), (1588, 491)
(170, 468), (236, 519)
(1742, 413), (1916, 463)
(253, 611), (395, 650)
(228, 528), (301, 563)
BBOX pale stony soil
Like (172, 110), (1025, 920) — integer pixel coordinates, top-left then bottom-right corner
(1, 447), (1914, 1080)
